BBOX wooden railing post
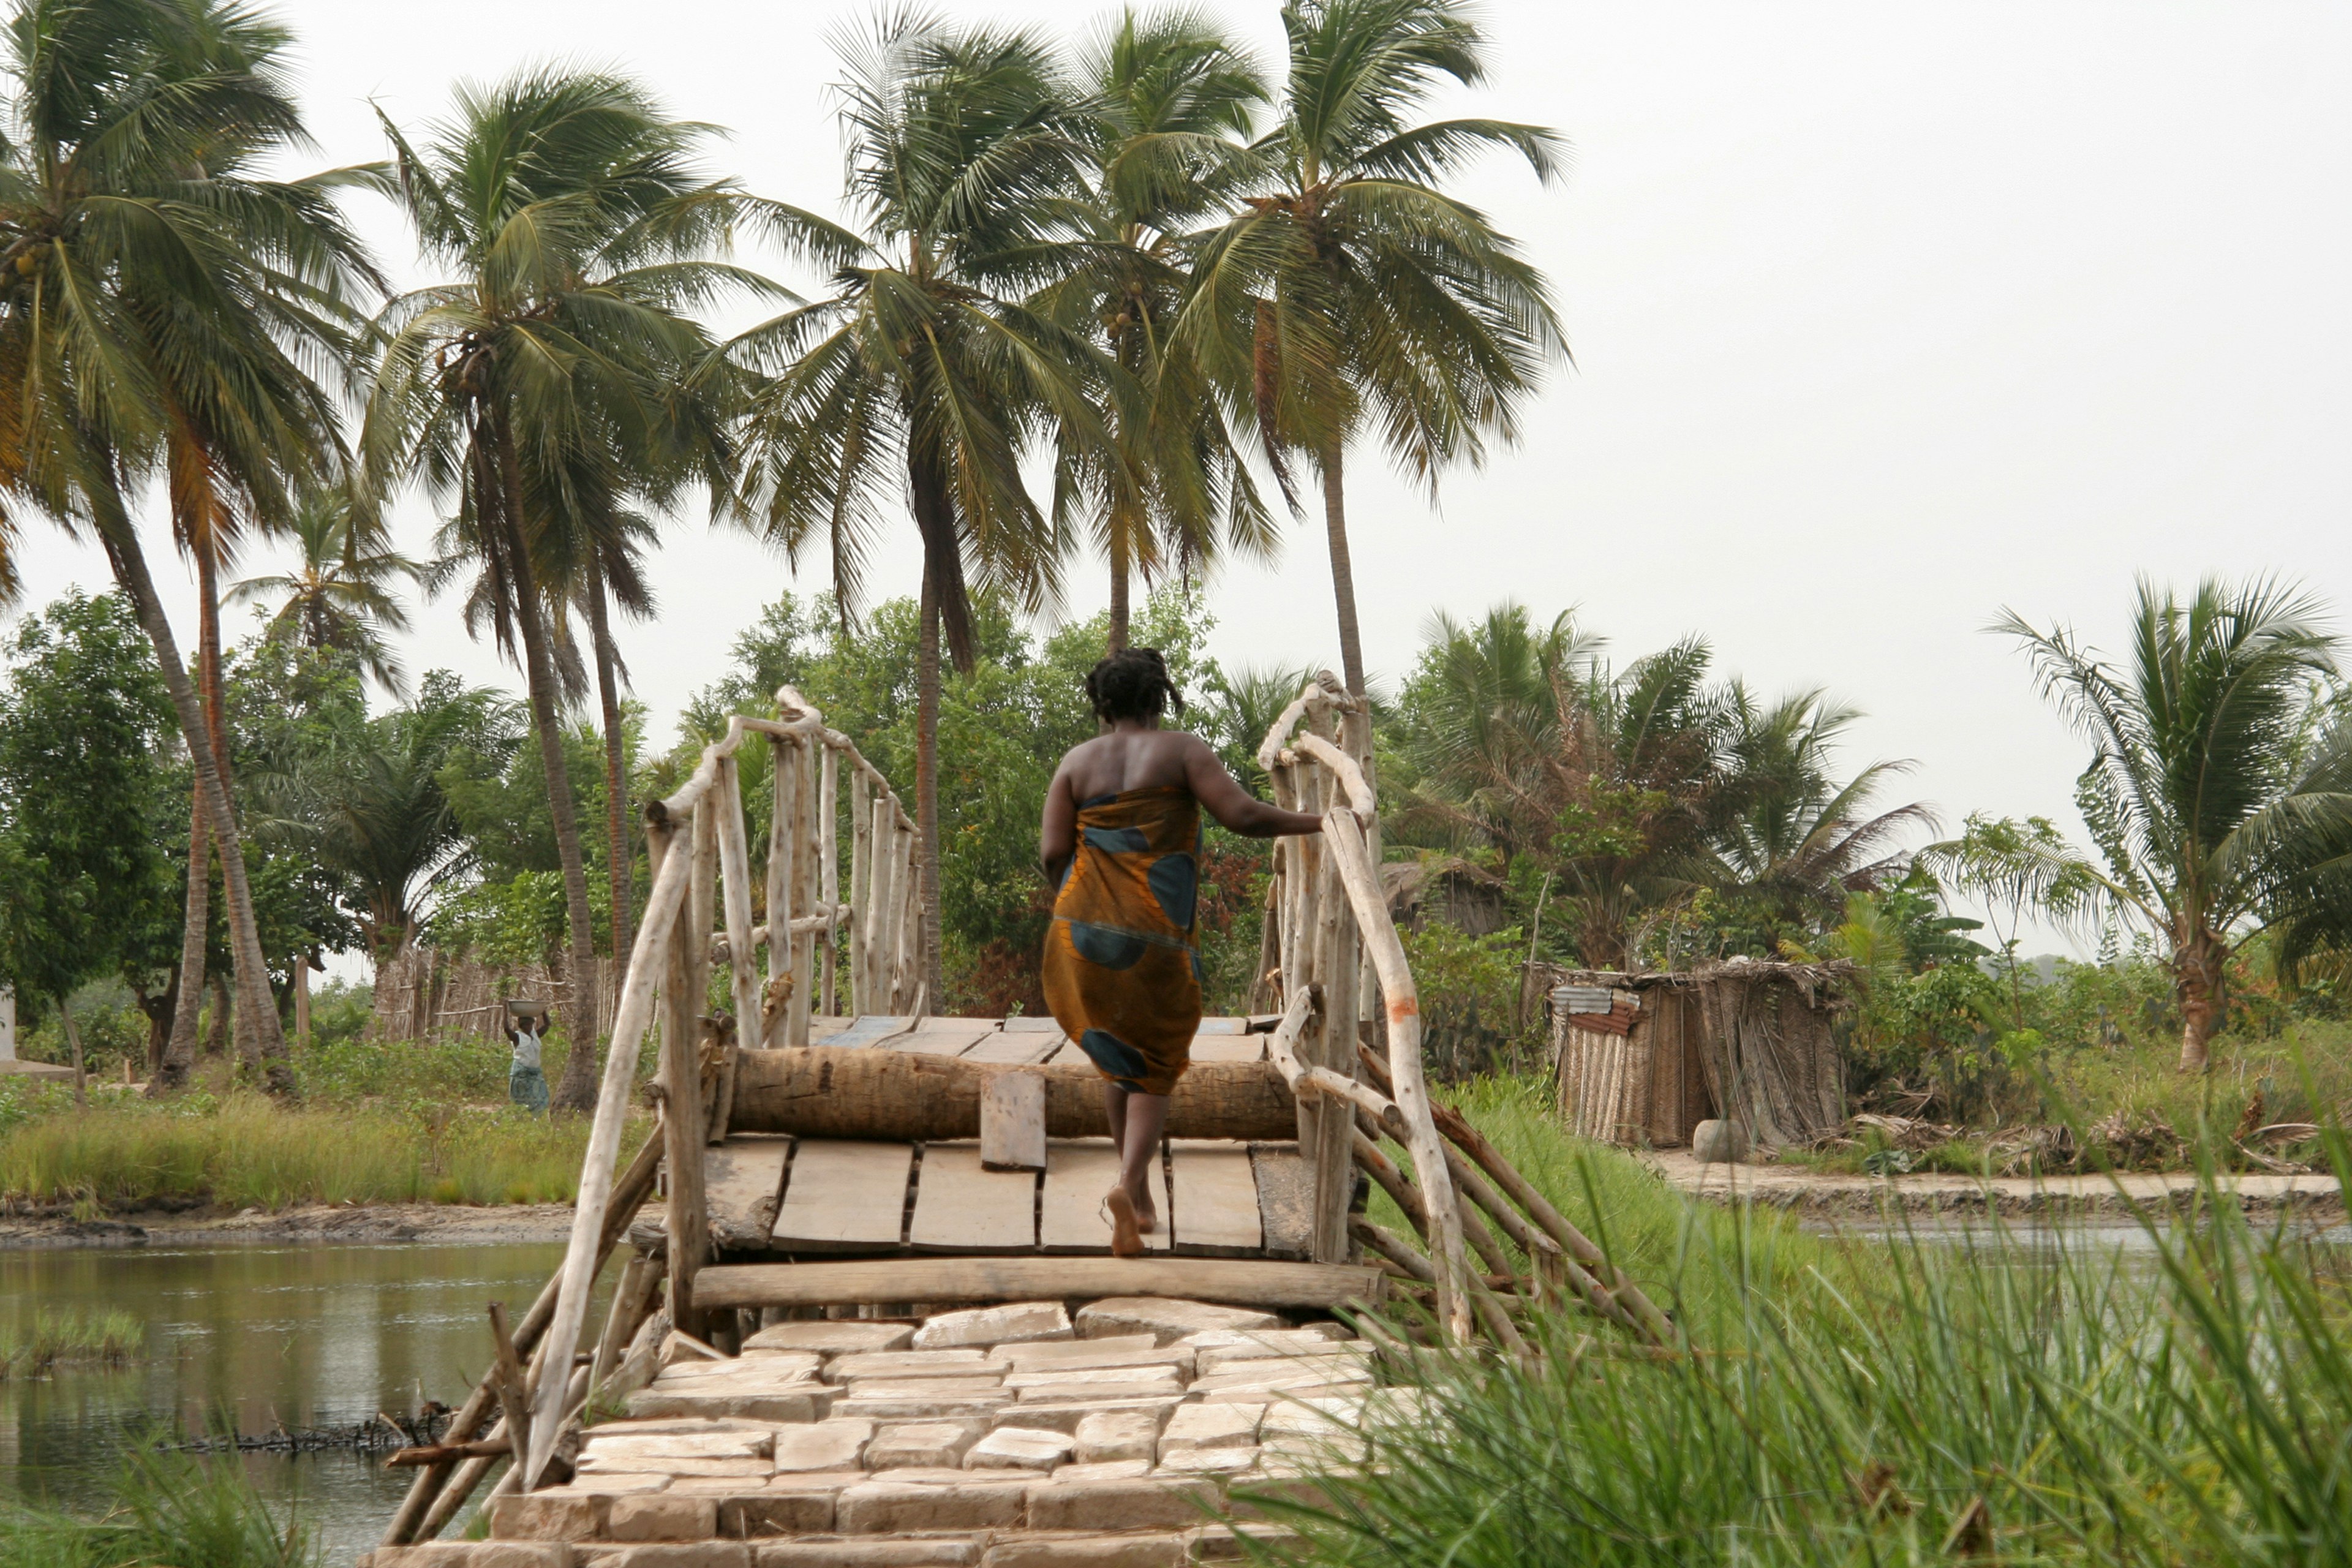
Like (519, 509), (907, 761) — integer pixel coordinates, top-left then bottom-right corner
(766, 735), (797, 1047)
(819, 744), (840, 1016)
(660, 805), (712, 1343)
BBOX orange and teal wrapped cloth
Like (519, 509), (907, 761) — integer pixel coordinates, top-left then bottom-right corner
(1041, 786), (1204, 1096)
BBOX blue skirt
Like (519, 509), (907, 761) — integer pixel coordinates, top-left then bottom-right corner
(508, 1062), (549, 1114)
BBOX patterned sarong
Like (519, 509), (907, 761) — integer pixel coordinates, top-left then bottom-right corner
(1041, 786), (1204, 1096)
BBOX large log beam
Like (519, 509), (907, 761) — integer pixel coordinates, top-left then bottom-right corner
(727, 1046), (1296, 1142)
(693, 1256), (1385, 1313)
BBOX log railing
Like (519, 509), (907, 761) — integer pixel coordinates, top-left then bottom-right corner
(505, 685), (918, 1492)
(1254, 673), (1673, 1352)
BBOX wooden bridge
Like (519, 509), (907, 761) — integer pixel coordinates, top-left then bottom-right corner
(365, 677), (1668, 1564)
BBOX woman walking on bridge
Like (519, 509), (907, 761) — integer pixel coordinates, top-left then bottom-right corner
(1039, 650), (1324, 1256)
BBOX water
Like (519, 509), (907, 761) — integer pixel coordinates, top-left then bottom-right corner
(1, 1241), (616, 1563)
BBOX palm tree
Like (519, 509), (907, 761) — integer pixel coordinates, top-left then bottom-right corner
(363, 69), (756, 1110)
(292, 673), (522, 960)
(734, 15), (1114, 1001)
(1997, 576), (2352, 1071)
(229, 486), (422, 692)
(1180, 0), (1564, 695)
(1706, 690), (1936, 953)
(0, 0), (377, 1098)
(1037, 8), (1272, 652)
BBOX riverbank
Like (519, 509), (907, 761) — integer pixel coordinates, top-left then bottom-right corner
(1650, 1147), (2346, 1217)
(0, 1199), (579, 1249)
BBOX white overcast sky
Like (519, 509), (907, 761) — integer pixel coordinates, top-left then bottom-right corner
(10, 1), (2350, 954)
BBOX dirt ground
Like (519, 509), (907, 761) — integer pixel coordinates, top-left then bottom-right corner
(1648, 1148), (2346, 1219)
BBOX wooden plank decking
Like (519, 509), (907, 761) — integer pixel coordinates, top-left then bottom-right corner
(710, 1016), (1305, 1261)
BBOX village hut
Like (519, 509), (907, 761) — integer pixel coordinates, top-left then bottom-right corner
(1547, 957), (1853, 1150)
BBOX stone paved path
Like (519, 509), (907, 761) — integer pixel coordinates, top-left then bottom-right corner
(362, 1295), (1423, 1567)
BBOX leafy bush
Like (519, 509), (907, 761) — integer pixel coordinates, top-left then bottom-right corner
(1399, 922), (1543, 1080)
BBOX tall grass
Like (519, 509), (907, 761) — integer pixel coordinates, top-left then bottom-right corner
(0, 1308), (143, 1379)
(1273, 1089), (2352, 1567)
(0, 1094), (650, 1210)
(0, 1448), (314, 1568)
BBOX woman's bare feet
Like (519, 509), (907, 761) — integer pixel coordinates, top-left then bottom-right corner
(1105, 1186), (1144, 1257)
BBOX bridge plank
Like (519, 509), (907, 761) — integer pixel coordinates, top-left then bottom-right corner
(962, 1029), (1064, 1065)
(908, 1142), (1038, 1251)
(704, 1136), (792, 1250)
(1250, 1142), (1313, 1258)
(1039, 1139), (1170, 1252)
(822, 1016), (915, 1050)
(772, 1139), (911, 1248)
(1169, 1139), (1263, 1252)
(889, 1020), (995, 1057)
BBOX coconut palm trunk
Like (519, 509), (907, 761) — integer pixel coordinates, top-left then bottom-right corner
(1318, 439), (1366, 696)
(489, 418), (604, 1112)
(1106, 524), (1131, 653)
(587, 570), (634, 970)
(2174, 924), (2228, 1072)
(101, 522), (292, 1096)
(156, 794), (208, 1093)
(194, 544), (270, 1079)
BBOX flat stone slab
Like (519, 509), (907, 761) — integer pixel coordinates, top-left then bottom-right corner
(744, 1321), (918, 1357)
(1073, 1298), (1281, 1346)
(913, 1302), (1073, 1351)
(964, 1427), (1074, 1471)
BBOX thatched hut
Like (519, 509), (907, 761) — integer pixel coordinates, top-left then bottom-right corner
(1547, 957), (1852, 1150)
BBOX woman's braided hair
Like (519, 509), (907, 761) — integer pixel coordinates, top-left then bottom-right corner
(1085, 647), (1185, 723)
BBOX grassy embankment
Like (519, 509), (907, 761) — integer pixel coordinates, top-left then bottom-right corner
(1293, 1076), (2352, 1567)
(0, 1450), (313, 1568)
(0, 1030), (652, 1213)
(0, 1307), (143, 1380)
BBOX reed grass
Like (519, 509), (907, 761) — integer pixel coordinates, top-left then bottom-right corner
(0, 1447), (314, 1568)
(1273, 1088), (2352, 1568)
(0, 1307), (143, 1379)
(0, 1094), (650, 1210)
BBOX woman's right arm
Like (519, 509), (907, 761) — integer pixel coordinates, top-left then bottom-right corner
(1183, 737), (1326, 838)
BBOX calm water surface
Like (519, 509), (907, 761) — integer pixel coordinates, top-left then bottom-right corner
(2, 1241), (614, 1563)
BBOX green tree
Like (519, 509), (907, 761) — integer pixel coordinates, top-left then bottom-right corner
(1997, 576), (2352, 1071)
(734, 15), (1115, 1001)
(1038, 7), (1272, 650)
(364, 68), (758, 1110)
(1181, 0), (1562, 694)
(0, 0), (377, 1098)
(0, 592), (183, 1088)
